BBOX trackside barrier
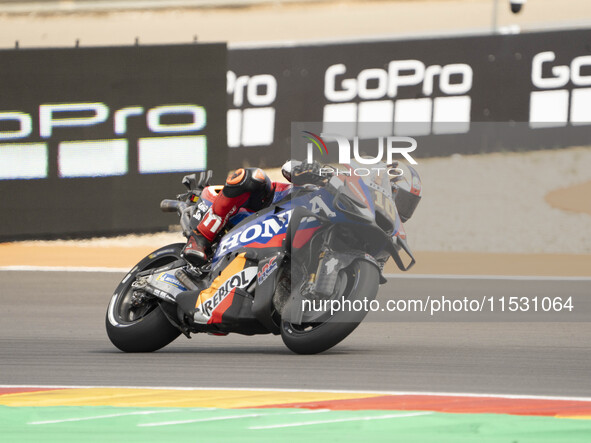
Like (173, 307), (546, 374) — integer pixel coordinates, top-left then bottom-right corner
(2, 29), (591, 239)
(0, 43), (227, 240)
(227, 28), (591, 167)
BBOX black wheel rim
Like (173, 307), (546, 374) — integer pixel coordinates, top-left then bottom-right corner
(112, 254), (181, 326)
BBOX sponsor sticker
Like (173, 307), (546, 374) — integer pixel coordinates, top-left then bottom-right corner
(257, 256), (279, 285)
(194, 267), (257, 323)
(156, 272), (186, 290)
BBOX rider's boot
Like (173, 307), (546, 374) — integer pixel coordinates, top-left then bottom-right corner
(182, 230), (212, 267)
(182, 191), (250, 266)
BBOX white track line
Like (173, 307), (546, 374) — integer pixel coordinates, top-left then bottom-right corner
(2, 385), (591, 403)
(29, 409), (180, 425)
(249, 412), (433, 429)
(139, 412), (269, 427)
(139, 409), (331, 427)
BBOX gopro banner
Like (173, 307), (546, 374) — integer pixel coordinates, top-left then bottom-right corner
(0, 43), (227, 240)
(228, 28), (591, 167)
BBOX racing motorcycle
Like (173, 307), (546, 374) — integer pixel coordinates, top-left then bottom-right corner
(106, 162), (421, 354)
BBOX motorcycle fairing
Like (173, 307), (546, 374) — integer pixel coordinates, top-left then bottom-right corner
(209, 186), (352, 264)
(190, 171), (413, 331)
(209, 177), (378, 265)
(193, 253), (257, 325)
(212, 208), (293, 265)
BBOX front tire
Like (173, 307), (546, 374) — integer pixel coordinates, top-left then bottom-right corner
(106, 243), (185, 352)
(280, 260), (379, 354)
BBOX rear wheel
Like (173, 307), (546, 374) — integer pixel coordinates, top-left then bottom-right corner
(280, 260), (379, 354)
(106, 243), (185, 352)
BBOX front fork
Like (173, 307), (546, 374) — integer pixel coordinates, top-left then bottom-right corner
(305, 227), (341, 298)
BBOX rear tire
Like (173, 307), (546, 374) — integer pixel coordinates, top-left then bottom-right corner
(280, 260), (379, 354)
(106, 244), (184, 352)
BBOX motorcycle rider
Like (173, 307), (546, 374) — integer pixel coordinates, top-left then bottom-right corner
(182, 160), (326, 266)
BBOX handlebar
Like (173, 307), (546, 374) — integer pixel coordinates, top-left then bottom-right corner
(160, 199), (181, 213)
(160, 199), (192, 237)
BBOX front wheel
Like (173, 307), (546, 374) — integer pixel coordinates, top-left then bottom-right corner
(280, 260), (379, 354)
(106, 243), (185, 352)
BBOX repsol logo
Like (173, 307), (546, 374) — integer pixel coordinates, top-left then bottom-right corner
(218, 210), (293, 254)
(529, 51), (591, 128)
(323, 60), (473, 137)
(227, 71), (277, 148)
(200, 267), (257, 317)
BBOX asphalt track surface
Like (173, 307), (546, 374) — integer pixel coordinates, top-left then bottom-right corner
(1, 270), (590, 397)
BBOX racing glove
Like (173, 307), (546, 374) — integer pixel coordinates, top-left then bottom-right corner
(282, 160), (329, 186)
